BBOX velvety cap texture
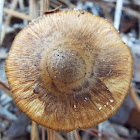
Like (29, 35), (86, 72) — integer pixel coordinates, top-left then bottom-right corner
(5, 10), (133, 132)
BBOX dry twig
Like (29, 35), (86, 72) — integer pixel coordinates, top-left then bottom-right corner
(120, 18), (137, 33)
(31, 121), (39, 140)
(114, 0), (124, 30)
(73, 129), (81, 140)
(91, 0), (140, 19)
(67, 131), (74, 140)
(101, 6), (113, 23)
(59, 0), (75, 8)
(29, 0), (39, 18)
(91, 128), (126, 140)
(3, 8), (33, 21)
(0, 80), (12, 97)
(1, 0), (18, 44)
(81, 129), (106, 140)
(47, 128), (55, 140)
(129, 86), (140, 112)
(0, 0), (5, 45)
(81, 128), (126, 140)
(40, 0), (50, 16)
(42, 126), (45, 140)
(55, 132), (65, 140)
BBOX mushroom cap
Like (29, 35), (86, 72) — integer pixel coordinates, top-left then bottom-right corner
(5, 10), (133, 132)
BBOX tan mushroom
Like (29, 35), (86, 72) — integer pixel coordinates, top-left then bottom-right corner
(5, 9), (133, 132)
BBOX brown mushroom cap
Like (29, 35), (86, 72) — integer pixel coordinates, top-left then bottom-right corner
(5, 10), (132, 132)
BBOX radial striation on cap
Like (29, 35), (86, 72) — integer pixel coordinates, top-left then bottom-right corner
(5, 9), (133, 132)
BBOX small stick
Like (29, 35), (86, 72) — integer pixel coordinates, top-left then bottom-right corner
(55, 132), (65, 140)
(59, 0), (75, 8)
(102, 6), (113, 23)
(50, 0), (63, 7)
(1, 0), (18, 44)
(40, 0), (50, 16)
(18, 0), (24, 10)
(129, 86), (140, 112)
(47, 128), (55, 140)
(67, 131), (74, 140)
(91, 128), (126, 140)
(138, 5), (140, 39)
(98, 123), (103, 140)
(73, 129), (81, 140)
(82, 129), (90, 140)
(31, 121), (39, 140)
(46, 0), (50, 11)
(0, 131), (1, 139)
(0, 80), (12, 97)
(50, 2), (58, 9)
(42, 126), (45, 140)
(19, 0), (28, 26)
(114, 0), (124, 30)
(29, 0), (39, 18)
(3, 8), (33, 21)
(81, 129), (106, 140)
(0, 0), (5, 45)
(42, 5), (62, 14)
(120, 18), (137, 33)
(92, 0), (140, 19)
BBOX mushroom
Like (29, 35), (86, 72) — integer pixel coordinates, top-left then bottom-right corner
(5, 9), (133, 132)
